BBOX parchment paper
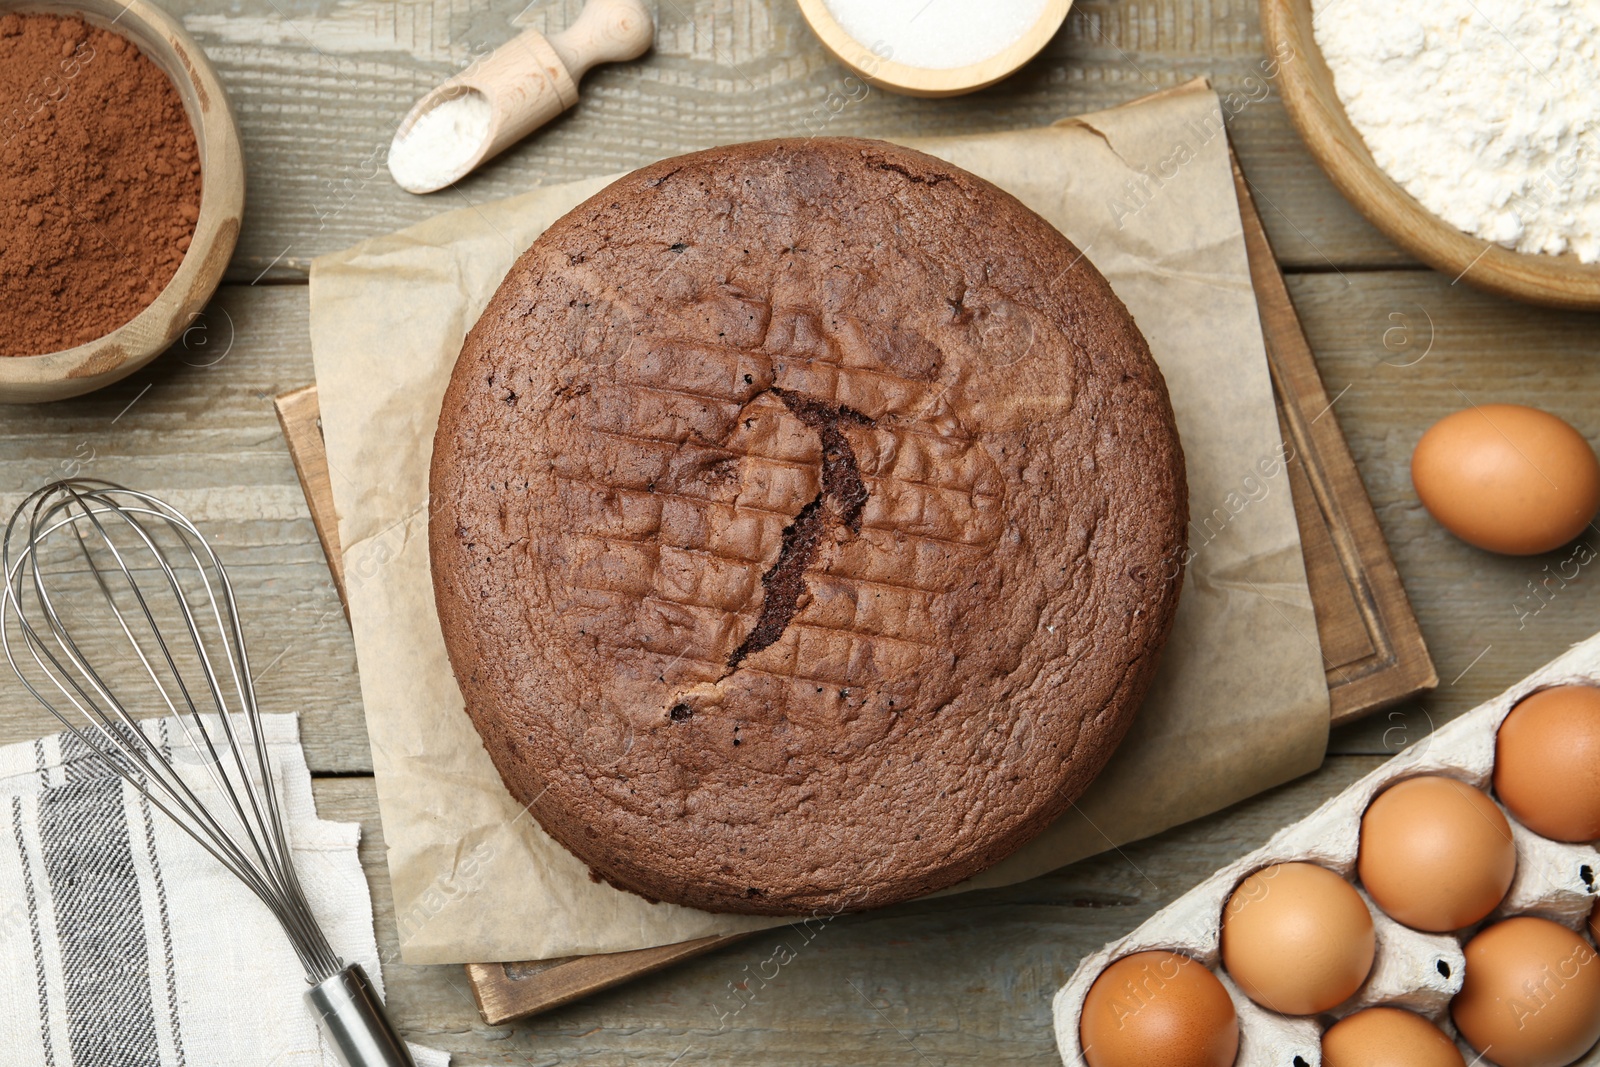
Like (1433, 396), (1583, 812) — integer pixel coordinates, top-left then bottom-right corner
(309, 79), (1330, 965)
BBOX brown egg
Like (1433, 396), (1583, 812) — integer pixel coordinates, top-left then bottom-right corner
(1496, 686), (1600, 842)
(1358, 775), (1516, 931)
(1322, 1006), (1465, 1067)
(1411, 404), (1600, 555)
(1221, 862), (1375, 1015)
(1453, 916), (1600, 1067)
(1079, 950), (1238, 1067)
(1591, 898), (1598, 947)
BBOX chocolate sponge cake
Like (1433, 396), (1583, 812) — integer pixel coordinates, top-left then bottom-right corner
(430, 138), (1187, 915)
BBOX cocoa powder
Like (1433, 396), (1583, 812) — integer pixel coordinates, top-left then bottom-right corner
(0, 13), (202, 358)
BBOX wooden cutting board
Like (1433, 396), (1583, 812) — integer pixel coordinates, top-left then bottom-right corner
(273, 150), (1435, 1026)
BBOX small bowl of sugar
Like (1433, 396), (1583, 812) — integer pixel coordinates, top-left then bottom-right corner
(1264, 0), (1600, 310)
(797, 0), (1073, 98)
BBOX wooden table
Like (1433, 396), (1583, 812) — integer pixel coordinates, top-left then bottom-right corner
(2, 1), (1597, 1062)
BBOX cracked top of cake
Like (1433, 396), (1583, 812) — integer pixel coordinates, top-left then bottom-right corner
(429, 138), (1188, 915)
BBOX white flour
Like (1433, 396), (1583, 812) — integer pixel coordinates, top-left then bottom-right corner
(822, 0), (1048, 70)
(388, 90), (492, 193)
(1313, 0), (1600, 263)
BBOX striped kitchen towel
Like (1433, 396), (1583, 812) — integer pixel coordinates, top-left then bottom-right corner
(0, 714), (447, 1067)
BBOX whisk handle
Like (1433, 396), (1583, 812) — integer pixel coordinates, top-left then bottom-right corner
(305, 964), (416, 1067)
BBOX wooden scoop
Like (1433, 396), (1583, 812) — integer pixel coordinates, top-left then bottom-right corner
(388, 0), (653, 194)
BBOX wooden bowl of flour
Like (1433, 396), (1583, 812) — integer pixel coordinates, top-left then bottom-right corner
(0, 0), (244, 403)
(1263, 0), (1600, 310)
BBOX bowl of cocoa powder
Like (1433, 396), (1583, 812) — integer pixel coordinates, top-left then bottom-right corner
(0, 0), (243, 402)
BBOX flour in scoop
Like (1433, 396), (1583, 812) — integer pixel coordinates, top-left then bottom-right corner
(1314, 0), (1600, 263)
(388, 90), (493, 193)
(822, 0), (1048, 70)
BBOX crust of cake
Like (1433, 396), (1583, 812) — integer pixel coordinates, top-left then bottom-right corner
(429, 137), (1187, 915)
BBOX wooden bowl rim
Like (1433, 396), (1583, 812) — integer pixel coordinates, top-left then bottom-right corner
(0, 0), (245, 402)
(1261, 0), (1600, 310)
(796, 0), (1074, 98)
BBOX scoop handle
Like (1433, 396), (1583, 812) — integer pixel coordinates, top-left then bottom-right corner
(548, 0), (655, 79)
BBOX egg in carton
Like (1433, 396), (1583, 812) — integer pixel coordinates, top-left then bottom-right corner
(1053, 631), (1600, 1067)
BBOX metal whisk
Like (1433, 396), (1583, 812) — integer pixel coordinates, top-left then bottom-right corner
(0, 480), (413, 1067)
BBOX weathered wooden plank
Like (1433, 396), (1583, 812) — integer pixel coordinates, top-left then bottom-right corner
(0, 286), (372, 776)
(314, 755), (1387, 1064)
(1288, 272), (1600, 755)
(153, 0), (1415, 278)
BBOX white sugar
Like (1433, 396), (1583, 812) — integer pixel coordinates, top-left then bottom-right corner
(822, 0), (1048, 70)
(388, 90), (493, 193)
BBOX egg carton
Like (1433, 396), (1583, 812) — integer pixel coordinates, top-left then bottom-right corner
(1053, 631), (1600, 1067)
